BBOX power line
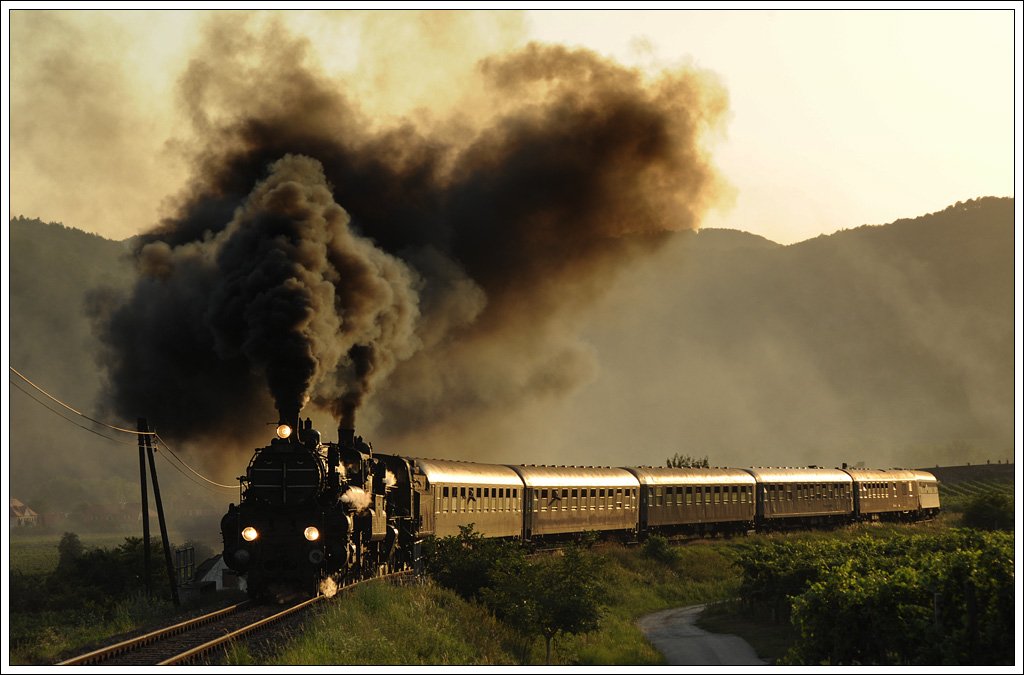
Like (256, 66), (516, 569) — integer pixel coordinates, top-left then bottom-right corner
(10, 380), (141, 446)
(9, 366), (155, 435)
(149, 441), (238, 494)
(9, 366), (238, 494)
(154, 434), (238, 491)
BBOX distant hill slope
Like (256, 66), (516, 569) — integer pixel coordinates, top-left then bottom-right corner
(560, 196), (1015, 470)
(923, 462), (1015, 485)
(9, 217), (136, 488)
(7, 197), (1017, 488)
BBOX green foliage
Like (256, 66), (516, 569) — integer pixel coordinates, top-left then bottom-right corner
(939, 476), (1015, 514)
(9, 528), (249, 665)
(12, 532), (180, 619)
(959, 491), (1014, 531)
(484, 546), (608, 664)
(640, 534), (679, 565)
(46, 536), (168, 609)
(57, 532), (84, 569)
(734, 530), (1015, 665)
(666, 453), (709, 468)
(532, 547), (605, 661)
(425, 528), (608, 664)
(422, 524), (528, 601)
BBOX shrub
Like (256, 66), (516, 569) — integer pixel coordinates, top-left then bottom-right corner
(960, 491), (1013, 531)
(737, 531), (1016, 665)
(640, 535), (678, 565)
(422, 524), (527, 602)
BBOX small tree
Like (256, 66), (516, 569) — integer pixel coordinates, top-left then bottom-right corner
(531, 545), (605, 664)
(427, 529), (606, 664)
(56, 531), (85, 569)
(483, 545), (605, 664)
(479, 554), (539, 664)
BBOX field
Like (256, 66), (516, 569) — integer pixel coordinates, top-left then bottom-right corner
(9, 532), (140, 575)
(937, 475), (1015, 512)
(8, 530), (219, 576)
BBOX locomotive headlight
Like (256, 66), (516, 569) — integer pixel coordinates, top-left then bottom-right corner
(241, 526), (259, 542)
(303, 526), (320, 541)
(276, 423), (293, 439)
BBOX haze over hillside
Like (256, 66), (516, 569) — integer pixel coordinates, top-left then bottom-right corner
(555, 197), (1015, 472)
(7, 197), (1016, 506)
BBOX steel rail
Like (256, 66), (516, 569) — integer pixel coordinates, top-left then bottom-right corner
(161, 571), (415, 665)
(56, 570), (415, 666)
(55, 600), (253, 665)
(159, 594), (324, 665)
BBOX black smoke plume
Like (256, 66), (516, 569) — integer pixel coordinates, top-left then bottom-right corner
(90, 16), (730, 452)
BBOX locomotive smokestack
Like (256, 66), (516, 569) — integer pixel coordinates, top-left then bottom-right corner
(339, 427), (354, 449)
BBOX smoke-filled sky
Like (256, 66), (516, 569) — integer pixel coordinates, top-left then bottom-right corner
(3, 7), (1020, 474)
(4, 8), (1017, 245)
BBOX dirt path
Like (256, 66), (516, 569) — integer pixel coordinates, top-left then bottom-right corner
(637, 604), (768, 666)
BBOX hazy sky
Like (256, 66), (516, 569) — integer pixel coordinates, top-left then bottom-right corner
(4, 7), (1018, 245)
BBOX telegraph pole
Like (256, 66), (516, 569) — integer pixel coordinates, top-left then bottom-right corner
(137, 418), (152, 597)
(138, 418), (180, 607)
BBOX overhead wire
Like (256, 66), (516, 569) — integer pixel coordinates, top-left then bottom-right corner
(146, 440), (238, 494)
(154, 433), (238, 491)
(9, 366), (155, 434)
(9, 379), (142, 446)
(9, 366), (238, 494)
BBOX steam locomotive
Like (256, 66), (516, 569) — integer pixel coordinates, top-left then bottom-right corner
(221, 414), (941, 599)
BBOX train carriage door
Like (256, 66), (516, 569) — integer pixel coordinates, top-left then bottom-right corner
(523, 488), (534, 540)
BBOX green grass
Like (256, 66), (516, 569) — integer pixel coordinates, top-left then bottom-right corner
(251, 580), (526, 665)
(8, 532), (135, 574)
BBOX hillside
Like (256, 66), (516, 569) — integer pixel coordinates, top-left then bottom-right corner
(6, 198), (1017, 499)
(9, 218), (136, 488)
(553, 196), (1015, 470)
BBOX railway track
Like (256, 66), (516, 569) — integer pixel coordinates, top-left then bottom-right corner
(56, 571), (414, 666)
(55, 596), (320, 666)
